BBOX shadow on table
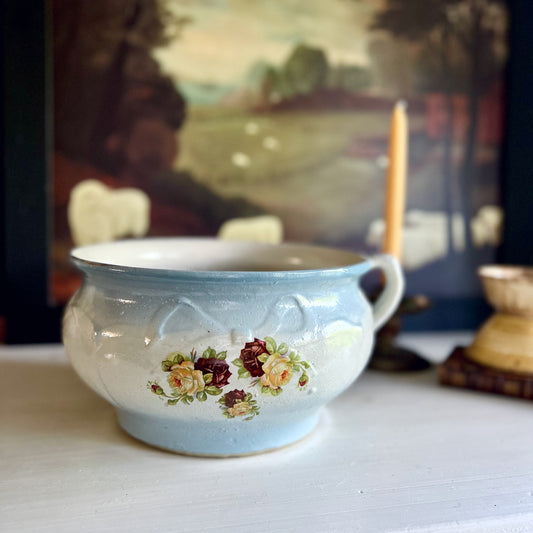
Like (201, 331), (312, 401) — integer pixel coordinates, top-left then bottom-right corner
(0, 358), (147, 450)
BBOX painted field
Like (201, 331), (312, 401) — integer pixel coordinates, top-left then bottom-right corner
(177, 107), (426, 245)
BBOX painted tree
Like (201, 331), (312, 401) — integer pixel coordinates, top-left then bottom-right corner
(53, 0), (191, 163)
(282, 44), (329, 98)
(371, 0), (507, 256)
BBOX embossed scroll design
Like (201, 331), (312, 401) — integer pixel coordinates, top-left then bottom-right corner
(144, 293), (320, 348)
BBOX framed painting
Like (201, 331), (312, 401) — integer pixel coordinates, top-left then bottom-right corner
(2, 0), (531, 343)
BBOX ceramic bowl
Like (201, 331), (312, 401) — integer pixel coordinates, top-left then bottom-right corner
(63, 238), (403, 456)
(467, 265), (533, 373)
(478, 265), (533, 317)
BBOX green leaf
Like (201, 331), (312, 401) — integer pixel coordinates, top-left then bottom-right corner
(238, 367), (251, 379)
(216, 350), (227, 360)
(261, 385), (282, 396)
(278, 343), (289, 355)
(203, 347), (217, 359)
(180, 395), (193, 404)
(161, 360), (173, 372)
(167, 398), (179, 406)
(264, 336), (277, 354)
(232, 358), (243, 368)
(257, 353), (269, 363)
(169, 352), (186, 364)
(197, 391), (207, 402)
(205, 386), (223, 396)
(301, 360), (310, 369)
(204, 373), (213, 385)
(217, 396), (226, 406)
(244, 393), (252, 401)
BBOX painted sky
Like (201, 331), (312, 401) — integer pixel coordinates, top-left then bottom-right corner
(153, 0), (380, 85)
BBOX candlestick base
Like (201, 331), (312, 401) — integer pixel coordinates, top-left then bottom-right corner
(369, 340), (431, 372)
(368, 294), (432, 372)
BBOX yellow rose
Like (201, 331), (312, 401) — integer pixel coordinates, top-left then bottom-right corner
(167, 361), (205, 396)
(227, 401), (252, 417)
(261, 353), (293, 389)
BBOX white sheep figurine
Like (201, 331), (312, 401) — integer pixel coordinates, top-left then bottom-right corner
(218, 215), (283, 244)
(68, 179), (150, 246)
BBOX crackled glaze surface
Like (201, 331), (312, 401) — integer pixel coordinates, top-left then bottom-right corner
(63, 238), (403, 455)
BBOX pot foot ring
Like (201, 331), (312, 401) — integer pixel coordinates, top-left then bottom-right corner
(116, 409), (321, 457)
(438, 346), (533, 401)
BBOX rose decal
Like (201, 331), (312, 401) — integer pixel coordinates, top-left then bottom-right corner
(232, 336), (310, 396)
(148, 347), (229, 405)
(147, 337), (311, 416)
(224, 388), (246, 405)
(168, 360), (205, 396)
(218, 389), (260, 420)
(194, 356), (232, 388)
(261, 353), (294, 389)
(239, 338), (269, 377)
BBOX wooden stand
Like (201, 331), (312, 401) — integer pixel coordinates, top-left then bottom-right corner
(438, 346), (533, 400)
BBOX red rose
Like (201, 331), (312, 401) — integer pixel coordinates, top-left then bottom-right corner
(299, 375), (309, 387)
(240, 338), (268, 377)
(151, 384), (163, 395)
(224, 389), (247, 408)
(194, 358), (232, 388)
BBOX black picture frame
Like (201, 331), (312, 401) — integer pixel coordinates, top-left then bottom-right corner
(1, 0), (62, 343)
(500, 0), (533, 265)
(1, 0), (532, 343)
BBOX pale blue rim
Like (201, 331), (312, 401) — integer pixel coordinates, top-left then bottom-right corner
(71, 238), (372, 283)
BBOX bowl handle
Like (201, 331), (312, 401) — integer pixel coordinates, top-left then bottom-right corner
(367, 254), (405, 331)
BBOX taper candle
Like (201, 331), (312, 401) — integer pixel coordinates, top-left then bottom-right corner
(383, 101), (408, 260)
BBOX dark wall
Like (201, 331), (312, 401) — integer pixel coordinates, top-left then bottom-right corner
(501, 0), (533, 266)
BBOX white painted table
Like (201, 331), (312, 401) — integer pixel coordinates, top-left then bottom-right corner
(2, 332), (533, 533)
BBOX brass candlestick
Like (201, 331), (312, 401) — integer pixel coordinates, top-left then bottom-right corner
(369, 293), (432, 372)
